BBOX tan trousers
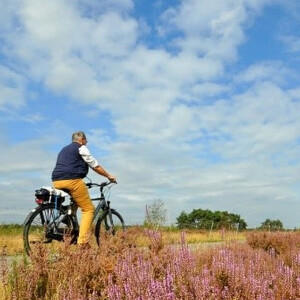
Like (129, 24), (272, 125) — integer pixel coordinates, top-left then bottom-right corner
(53, 179), (95, 244)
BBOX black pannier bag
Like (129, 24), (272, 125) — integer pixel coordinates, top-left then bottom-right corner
(35, 188), (65, 204)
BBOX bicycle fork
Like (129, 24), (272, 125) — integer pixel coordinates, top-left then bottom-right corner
(105, 201), (116, 234)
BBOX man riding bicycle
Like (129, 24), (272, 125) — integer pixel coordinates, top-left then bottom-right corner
(51, 131), (116, 246)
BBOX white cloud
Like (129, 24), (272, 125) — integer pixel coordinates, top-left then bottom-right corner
(89, 12), (138, 57)
(235, 61), (294, 84)
(159, 0), (249, 61)
(20, 113), (45, 123)
(76, 0), (134, 14)
(20, 0), (79, 46)
(0, 0), (138, 91)
(0, 65), (26, 109)
(184, 82), (230, 103)
(288, 87), (300, 99)
(0, 0), (237, 111)
(279, 35), (300, 53)
(196, 82), (300, 163)
(0, 139), (54, 174)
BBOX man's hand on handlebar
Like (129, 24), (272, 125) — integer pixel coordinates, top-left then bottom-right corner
(107, 174), (117, 183)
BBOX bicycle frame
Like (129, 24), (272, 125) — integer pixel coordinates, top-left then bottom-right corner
(88, 181), (115, 221)
(44, 182), (115, 228)
(92, 198), (107, 222)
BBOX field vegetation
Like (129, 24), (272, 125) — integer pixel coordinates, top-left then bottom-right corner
(0, 224), (244, 256)
(1, 225), (300, 299)
(0, 225), (23, 256)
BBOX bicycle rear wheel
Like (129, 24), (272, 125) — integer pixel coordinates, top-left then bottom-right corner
(95, 210), (125, 246)
(23, 203), (77, 256)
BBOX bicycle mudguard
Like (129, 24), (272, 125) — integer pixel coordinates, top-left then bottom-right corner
(23, 207), (39, 225)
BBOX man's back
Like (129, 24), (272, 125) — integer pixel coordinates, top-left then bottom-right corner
(52, 142), (89, 181)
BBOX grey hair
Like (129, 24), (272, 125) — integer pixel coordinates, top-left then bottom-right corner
(72, 131), (86, 142)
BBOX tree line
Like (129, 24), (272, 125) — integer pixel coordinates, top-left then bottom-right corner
(144, 199), (285, 230)
(176, 209), (247, 230)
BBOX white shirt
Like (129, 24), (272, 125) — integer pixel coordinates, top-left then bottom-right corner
(79, 145), (99, 168)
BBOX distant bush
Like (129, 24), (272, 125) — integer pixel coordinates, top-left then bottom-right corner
(246, 231), (300, 253)
(246, 230), (300, 267)
(258, 218), (284, 231)
(0, 224), (23, 235)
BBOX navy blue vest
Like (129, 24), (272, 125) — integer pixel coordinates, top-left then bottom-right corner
(52, 142), (89, 181)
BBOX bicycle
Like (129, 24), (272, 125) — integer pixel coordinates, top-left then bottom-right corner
(23, 180), (125, 256)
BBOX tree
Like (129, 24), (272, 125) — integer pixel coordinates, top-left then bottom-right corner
(144, 199), (167, 229)
(176, 208), (247, 230)
(259, 219), (283, 231)
(176, 211), (190, 229)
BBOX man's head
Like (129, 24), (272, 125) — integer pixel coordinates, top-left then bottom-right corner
(72, 131), (87, 145)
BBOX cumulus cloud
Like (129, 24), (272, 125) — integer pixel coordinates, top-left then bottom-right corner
(0, 139), (54, 174)
(0, 66), (26, 109)
(159, 0), (250, 61)
(234, 61), (294, 84)
(279, 35), (300, 53)
(76, 0), (134, 15)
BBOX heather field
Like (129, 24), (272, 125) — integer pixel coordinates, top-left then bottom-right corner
(1, 229), (300, 300)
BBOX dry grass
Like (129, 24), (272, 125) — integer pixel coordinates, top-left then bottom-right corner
(0, 225), (23, 256)
(131, 227), (245, 247)
(0, 283), (5, 300)
(0, 225), (246, 256)
(0, 236), (23, 256)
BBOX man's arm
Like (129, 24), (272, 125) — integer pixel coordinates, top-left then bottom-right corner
(79, 145), (116, 181)
(92, 165), (116, 182)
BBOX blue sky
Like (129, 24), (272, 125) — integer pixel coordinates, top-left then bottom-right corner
(0, 0), (300, 228)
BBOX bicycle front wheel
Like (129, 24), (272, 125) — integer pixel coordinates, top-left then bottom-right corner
(95, 210), (125, 246)
(23, 203), (77, 256)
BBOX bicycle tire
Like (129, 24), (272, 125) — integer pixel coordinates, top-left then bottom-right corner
(23, 203), (77, 256)
(95, 209), (125, 246)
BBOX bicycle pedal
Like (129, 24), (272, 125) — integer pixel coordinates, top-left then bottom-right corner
(43, 238), (53, 244)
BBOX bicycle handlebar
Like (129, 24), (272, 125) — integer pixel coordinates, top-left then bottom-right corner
(86, 181), (117, 190)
